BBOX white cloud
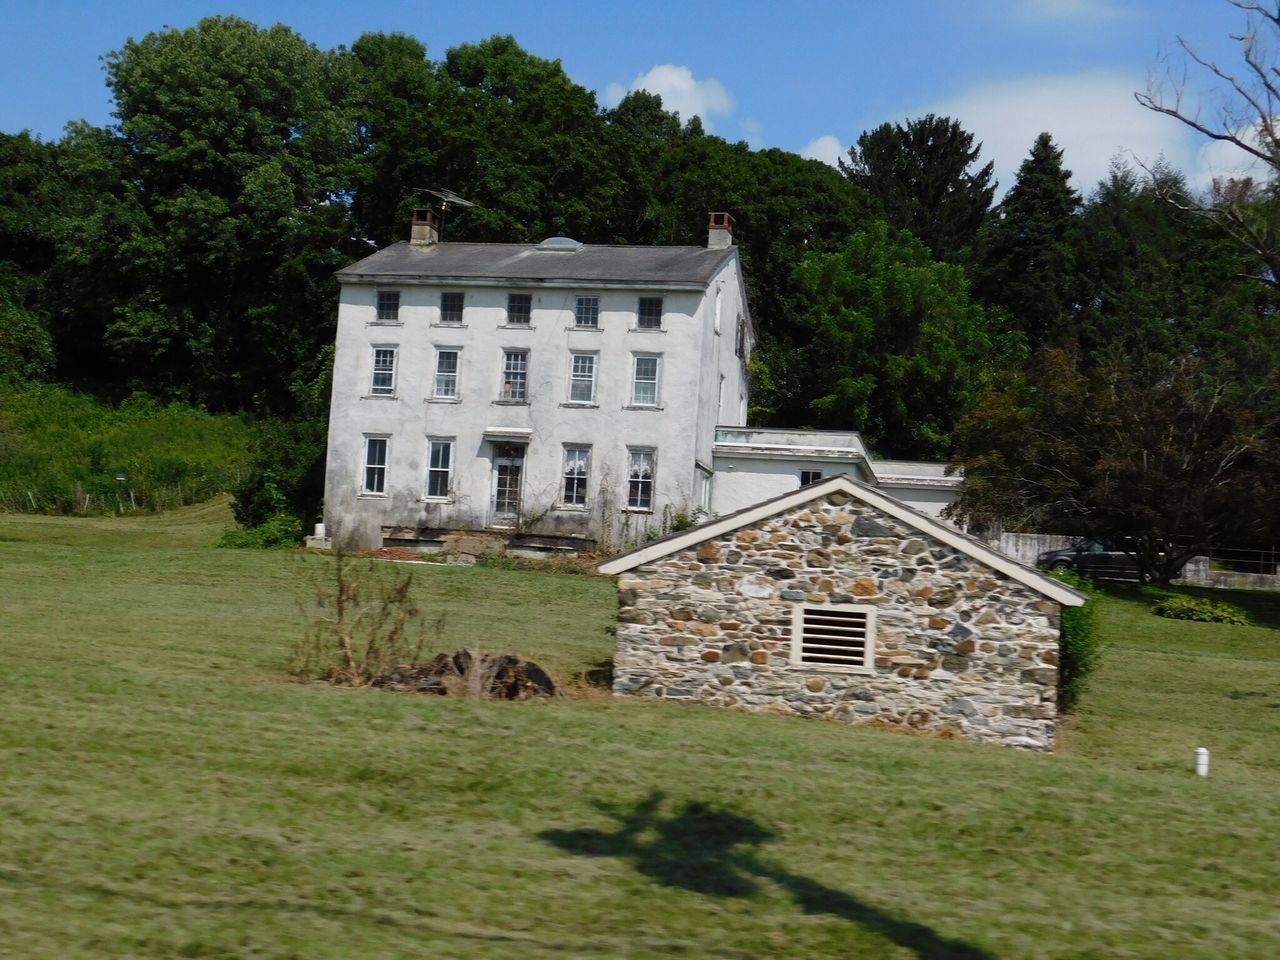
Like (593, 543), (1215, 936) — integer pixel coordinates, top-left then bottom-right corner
(802, 134), (845, 167)
(740, 117), (764, 148)
(1192, 125), (1270, 190)
(920, 70), (1201, 196)
(602, 64), (734, 131)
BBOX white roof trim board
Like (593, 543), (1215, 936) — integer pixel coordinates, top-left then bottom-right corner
(597, 475), (1087, 607)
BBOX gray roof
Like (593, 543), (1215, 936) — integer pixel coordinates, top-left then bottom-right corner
(335, 240), (737, 288)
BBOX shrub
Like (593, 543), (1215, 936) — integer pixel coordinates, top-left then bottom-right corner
(215, 512), (302, 549)
(1050, 567), (1104, 714)
(292, 552), (440, 685)
(1153, 595), (1250, 626)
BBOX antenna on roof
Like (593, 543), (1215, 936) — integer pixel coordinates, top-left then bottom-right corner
(406, 187), (476, 245)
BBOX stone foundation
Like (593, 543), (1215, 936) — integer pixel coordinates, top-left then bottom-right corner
(613, 491), (1061, 750)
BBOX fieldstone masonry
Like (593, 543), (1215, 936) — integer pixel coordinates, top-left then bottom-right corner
(613, 491), (1062, 750)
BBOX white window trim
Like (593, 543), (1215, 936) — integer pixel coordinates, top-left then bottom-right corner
(625, 447), (656, 512)
(560, 444), (591, 509)
(360, 435), (390, 497)
(499, 348), (530, 403)
(368, 345), (398, 398)
(790, 604), (876, 674)
(573, 294), (601, 329)
(432, 347), (461, 401)
(630, 353), (662, 408)
(424, 437), (454, 501)
(566, 351), (598, 405)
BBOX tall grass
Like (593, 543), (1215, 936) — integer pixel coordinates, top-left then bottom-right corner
(0, 384), (252, 514)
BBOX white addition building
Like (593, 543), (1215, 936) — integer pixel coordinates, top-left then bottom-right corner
(321, 211), (962, 552)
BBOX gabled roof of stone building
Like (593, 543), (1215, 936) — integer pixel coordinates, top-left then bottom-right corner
(335, 240), (738, 289)
(597, 475), (1087, 607)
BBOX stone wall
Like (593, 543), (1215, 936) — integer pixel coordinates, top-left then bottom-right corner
(613, 491), (1062, 750)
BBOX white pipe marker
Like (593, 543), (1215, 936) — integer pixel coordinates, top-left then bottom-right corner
(1195, 747), (1210, 777)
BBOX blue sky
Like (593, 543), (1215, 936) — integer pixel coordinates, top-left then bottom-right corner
(1, 0), (1262, 195)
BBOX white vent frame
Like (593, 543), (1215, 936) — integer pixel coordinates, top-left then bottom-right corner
(790, 604), (876, 674)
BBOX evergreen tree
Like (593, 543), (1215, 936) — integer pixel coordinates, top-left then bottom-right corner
(842, 114), (995, 263)
(975, 132), (1080, 350)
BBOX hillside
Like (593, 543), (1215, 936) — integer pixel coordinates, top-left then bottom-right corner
(1, 502), (1278, 958)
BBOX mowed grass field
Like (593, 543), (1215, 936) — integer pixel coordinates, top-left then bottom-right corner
(2, 501), (1279, 959)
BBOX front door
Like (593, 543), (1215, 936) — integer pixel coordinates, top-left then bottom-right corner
(490, 443), (525, 527)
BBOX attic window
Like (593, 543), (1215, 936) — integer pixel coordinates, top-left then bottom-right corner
(791, 605), (875, 672)
(537, 236), (583, 252)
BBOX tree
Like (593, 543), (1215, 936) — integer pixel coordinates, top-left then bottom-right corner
(789, 221), (1022, 459)
(97, 16), (357, 410)
(1135, 0), (1280, 287)
(950, 346), (1280, 583)
(842, 114), (995, 263)
(974, 133), (1080, 350)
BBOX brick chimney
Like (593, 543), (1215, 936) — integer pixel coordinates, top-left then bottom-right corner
(707, 211), (735, 249)
(410, 208), (440, 246)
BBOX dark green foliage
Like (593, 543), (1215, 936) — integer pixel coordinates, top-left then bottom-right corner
(843, 114), (995, 263)
(974, 133), (1080, 350)
(788, 221), (1023, 458)
(1049, 568), (1102, 713)
(1153, 595), (1250, 626)
(231, 416), (328, 530)
(215, 512), (303, 549)
(0, 384), (251, 514)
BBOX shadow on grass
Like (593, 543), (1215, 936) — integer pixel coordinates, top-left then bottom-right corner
(541, 790), (993, 960)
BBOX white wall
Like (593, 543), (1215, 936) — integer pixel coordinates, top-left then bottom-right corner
(324, 278), (733, 548)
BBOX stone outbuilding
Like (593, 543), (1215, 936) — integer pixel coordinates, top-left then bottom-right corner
(597, 475), (1087, 751)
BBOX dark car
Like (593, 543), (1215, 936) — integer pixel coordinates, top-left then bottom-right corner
(1037, 539), (1156, 583)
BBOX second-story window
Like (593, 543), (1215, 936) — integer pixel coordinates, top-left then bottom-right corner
(800, 469), (823, 487)
(568, 352), (596, 403)
(637, 297), (663, 329)
(440, 291), (464, 324)
(370, 347), (397, 396)
(574, 295), (600, 328)
(434, 349), (459, 399)
(631, 354), (660, 406)
(376, 290), (400, 322)
(501, 350), (528, 402)
(507, 293), (532, 325)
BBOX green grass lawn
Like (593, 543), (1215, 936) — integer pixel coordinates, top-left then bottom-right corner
(2, 502), (1278, 959)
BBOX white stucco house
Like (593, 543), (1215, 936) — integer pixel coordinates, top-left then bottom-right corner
(320, 210), (962, 552)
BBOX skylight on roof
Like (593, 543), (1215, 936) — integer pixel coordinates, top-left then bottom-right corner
(537, 236), (583, 251)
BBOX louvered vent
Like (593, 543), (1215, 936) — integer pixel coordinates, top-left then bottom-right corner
(795, 606), (873, 669)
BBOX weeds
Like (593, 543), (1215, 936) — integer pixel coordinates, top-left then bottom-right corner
(292, 551), (441, 685)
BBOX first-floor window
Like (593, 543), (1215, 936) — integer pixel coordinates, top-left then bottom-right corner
(627, 448), (655, 510)
(791, 605), (875, 672)
(563, 446), (590, 506)
(370, 346), (397, 396)
(631, 354), (660, 406)
(800, 469), (823, 487)
(502, 350), (528, 401)
(568, 352), (596, 403)
(434, 349), (459, 398)
(362, 436), (388, 494)
(426, 438), (453, 499)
